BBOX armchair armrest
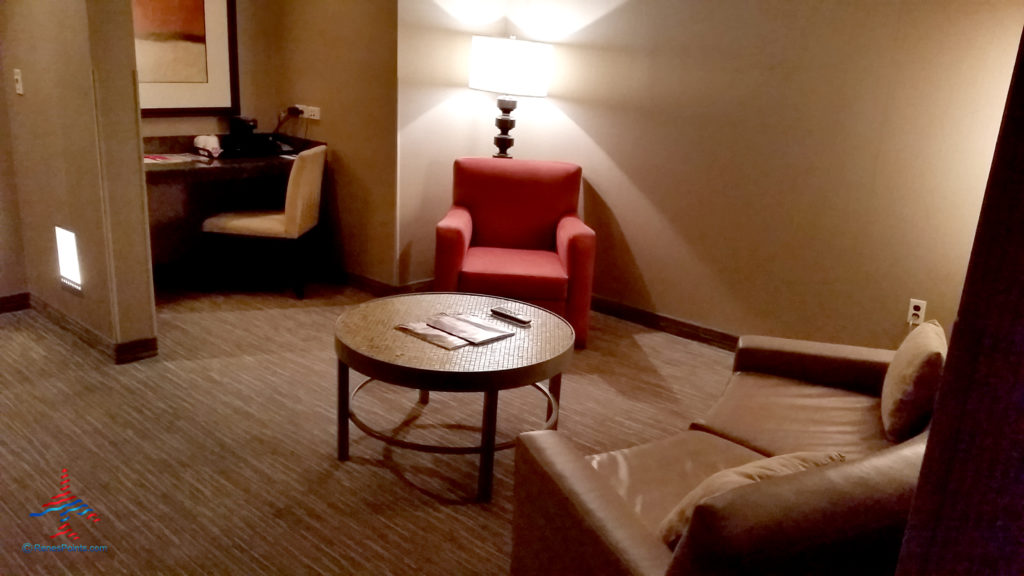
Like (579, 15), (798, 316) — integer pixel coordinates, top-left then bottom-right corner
(733, 335), (895, 396)
(668, 434), (926, 576)
(434, 206), (473, 291)
(513, 431), (672, 576)
(556, 215), (597, 271)
(556, 215), (596, 347)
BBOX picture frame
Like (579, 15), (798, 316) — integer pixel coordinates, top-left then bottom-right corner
(134, 0), (239, 117)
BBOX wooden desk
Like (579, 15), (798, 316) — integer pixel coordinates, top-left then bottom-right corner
(144, 155), (294, 184)
(142, 135), (321, 269)
(142, 133), (311, 184)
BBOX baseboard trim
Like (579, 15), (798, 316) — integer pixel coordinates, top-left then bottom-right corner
(0, 292), (31, 314)
(591, 295), (738, 351)
(350, 275), (738, 351)
(30, 295), (159, 364)
(113, 338), (160, 364)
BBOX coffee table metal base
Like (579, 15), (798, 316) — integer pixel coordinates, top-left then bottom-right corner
(348, 378), (559, 454)
(342, 374), (560, 502)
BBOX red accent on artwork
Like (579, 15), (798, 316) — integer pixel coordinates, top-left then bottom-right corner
(131, 0), (206, 38)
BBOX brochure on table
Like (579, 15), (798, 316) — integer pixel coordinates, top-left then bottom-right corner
(396, 313), (515, 350)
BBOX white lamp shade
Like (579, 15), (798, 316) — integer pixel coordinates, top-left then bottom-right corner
(469, 35), (553, 98)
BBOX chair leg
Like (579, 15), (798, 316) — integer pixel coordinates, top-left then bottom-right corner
(197, 233), (222, 293)
(290, 235), (307, 300)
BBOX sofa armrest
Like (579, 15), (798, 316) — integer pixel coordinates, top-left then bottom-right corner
(733, 335), (895, 396)
(556, 215), (596, 347)
(434, 206), (473, 291)
(513, 431), (672, 576)
(668, 434), (927, 576)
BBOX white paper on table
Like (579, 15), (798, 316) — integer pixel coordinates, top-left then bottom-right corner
(425, 313), (514, 345)
(395, 322), (471, 350)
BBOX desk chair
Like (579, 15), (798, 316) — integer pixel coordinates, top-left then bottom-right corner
(435, 157), (596, 347)
(201, 145), (327, 298)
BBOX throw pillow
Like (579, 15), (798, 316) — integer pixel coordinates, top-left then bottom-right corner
(658, 451), (845, 549)
(881, 320), (947, 442)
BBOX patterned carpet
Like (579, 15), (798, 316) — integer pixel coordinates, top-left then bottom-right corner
(0, 285), (732, 575)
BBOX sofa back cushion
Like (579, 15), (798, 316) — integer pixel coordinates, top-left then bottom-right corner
(658, 451), (845, 549)
(881, 320), (947, 442)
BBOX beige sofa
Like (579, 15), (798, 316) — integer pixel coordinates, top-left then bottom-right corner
(512, 326), (946, 575)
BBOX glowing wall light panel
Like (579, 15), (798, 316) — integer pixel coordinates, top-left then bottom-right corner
(55, 226), (83, 293)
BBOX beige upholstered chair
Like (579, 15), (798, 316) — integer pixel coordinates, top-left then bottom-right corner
(202, 145), (327, 298)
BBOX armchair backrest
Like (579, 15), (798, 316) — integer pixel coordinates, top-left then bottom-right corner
(453, 157), (582, 250)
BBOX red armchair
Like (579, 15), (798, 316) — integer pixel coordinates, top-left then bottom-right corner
(435, 157), (596, 348)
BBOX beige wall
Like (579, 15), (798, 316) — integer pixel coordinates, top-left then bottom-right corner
(0, 40), (27, 298)
(397, 0), (1024, 348)
(143, 1), (400, 285)
(84, 1), (158, 343)
(274, 1), (399, 284)
(396, 4), (505, 285)
(2, 0), (156, 344)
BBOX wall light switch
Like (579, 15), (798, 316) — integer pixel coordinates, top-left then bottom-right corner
(13, 69), (24, 95)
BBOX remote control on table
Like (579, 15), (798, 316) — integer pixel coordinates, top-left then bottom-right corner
(490, 306), (532, 325)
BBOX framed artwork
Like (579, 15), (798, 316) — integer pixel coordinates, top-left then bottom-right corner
(132, 0), (239, 117)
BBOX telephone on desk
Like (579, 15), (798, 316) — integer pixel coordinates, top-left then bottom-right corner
(220, 116), (295, 158)
(220, 133), (294, 158)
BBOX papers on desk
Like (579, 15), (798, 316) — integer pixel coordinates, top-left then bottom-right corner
(396, 313), (515, 350)
(143, 153), (203, 164)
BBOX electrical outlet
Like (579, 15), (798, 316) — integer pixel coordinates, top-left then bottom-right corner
(907, 298), (927, 325)
(13, 69), (23, 95)
(295, 104), (321, 120)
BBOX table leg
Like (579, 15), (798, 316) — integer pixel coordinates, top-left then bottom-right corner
(548, 374), (562, 430)
(478, 389), (499, 502)
(419, 390), (430, 405)
(338, 360), (350, 461)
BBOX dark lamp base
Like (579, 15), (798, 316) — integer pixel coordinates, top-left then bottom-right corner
(492, 95), (518, 158)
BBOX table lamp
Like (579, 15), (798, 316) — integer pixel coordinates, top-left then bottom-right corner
(468, 35), (553, 158)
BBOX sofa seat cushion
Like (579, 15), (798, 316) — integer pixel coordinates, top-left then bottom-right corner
(460, 247), (568, 301)
(585, 430), (765, 535)
(698, 372), (893, 458)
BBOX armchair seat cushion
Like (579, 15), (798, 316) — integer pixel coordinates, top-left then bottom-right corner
(585, 431), (765, 534)
(460, 247), (568, 301)
(698, 373), (893, 458)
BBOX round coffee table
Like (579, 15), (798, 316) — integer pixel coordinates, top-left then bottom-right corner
(334, 292), (575, 501)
